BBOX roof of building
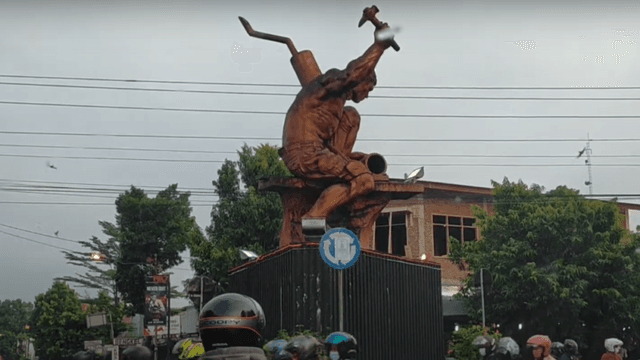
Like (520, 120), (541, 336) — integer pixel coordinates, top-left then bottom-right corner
(415, 180), (640, 210)
(228, 243), (442, 274)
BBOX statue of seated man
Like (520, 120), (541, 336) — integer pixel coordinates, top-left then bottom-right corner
(280, 27), (394, 222)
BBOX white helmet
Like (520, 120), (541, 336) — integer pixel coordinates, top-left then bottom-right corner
(605, 338), (623, 353)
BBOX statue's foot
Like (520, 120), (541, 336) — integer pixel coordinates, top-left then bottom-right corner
(373, 173), (390, 182)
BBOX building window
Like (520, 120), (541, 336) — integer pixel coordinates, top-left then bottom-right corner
(433, 215), (477, 256)
(375, 211), (408, 256)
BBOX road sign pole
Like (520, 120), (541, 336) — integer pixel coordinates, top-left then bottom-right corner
(339, 270), (344, 332)
(154, 325), (158, 360)
(319, 228), (360, 335)
(481, 268), (486, 329)
(200, 276), (204, 314)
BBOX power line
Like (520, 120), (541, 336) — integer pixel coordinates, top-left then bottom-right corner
(0, 227), (194, 272)
(0, 178), (217, 191)
(3, 197), (640, 207)
(0, 222), (82, 244)
(2, 143), (640, 158)
(0, 143), (238, 155)
(2, 130), (640, 142)
(0, 153), (227, 163)
(1, 100), (639, 119)
(0, 185), (218, 196)
(0, 228), (75, 252)
(2, 74), (640, 90)
(3, 153), (640, 167)
(3, 152), (640, 167)
(1, 81), (639, 101)
(0, 221), (198, 263)
(0, 188), (219, 203)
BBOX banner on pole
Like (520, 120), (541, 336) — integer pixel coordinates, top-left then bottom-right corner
(144, 282), (169, 326)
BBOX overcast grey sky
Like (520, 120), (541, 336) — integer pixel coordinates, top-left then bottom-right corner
(1, 0), (639, 306)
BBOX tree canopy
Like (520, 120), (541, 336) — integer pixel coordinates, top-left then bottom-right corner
(187, 144), (292, 289)
(30, 282), (87, 360)
(449, 178), (640, 356)
(110, 184), (205, 314)
(55, 230), (120, 303)
(0, 299), (33, 360)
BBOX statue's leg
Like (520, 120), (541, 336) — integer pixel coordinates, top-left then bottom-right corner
(302, 172), (374, 219)
(332, 106), (360, 154)
(348, 193), (391, 250)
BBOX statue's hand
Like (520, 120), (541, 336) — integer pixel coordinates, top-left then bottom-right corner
(374, 23), (394, 49)
(349, 152), (366, 160)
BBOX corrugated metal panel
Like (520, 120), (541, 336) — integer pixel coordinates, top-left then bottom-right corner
(229, 246), (444, 360)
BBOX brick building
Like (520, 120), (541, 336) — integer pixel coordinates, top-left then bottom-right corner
(369, 180), (640, 333)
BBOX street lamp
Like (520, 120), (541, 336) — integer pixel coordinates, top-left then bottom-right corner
(239, 249), (259, 261)
(90, 252), (107, 262)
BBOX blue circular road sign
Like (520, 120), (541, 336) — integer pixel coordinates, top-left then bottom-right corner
(319, 228), (360, 270)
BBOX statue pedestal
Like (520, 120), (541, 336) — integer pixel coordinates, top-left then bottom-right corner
(258, 177), (425, 249)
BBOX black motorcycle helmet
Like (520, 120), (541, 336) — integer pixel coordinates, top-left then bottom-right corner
(564, 340), (579, 355)
(324, 332), (358, 360)
(551, 342), (565, 359)
(121, 346), (152, 360)
(198, 293), (266, 351)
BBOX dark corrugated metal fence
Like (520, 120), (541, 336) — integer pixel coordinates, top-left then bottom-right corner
(229, 246), (444, 360)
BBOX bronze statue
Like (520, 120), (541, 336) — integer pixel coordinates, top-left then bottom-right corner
(239, 6), (399, 225)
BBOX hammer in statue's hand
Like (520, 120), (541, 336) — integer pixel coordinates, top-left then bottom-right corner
(358, 5), (400, 51)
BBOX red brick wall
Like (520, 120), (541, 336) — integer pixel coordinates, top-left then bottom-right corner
(377, 188), (637, 288)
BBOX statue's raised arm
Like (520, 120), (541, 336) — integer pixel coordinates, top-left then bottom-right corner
(317, 35), (392, 99)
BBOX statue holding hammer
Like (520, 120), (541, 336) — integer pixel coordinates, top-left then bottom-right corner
(240, 6), (399, 225)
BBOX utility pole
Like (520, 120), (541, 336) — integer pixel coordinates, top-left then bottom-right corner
(585, 133), (593, 195)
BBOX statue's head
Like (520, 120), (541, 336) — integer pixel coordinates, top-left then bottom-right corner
(348, 71), (377, 103)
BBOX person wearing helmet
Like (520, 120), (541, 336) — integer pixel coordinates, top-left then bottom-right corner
(265, 339), (288, 360)
(561, 340), (581, 360)
(198, 293), (267, 360)
(283, 335), (322, 360)
(473, 336), (498, 359)
(122, 345), (153, 360)
(491, 337), (521, 360)
(551, 343), (565, 359)
(602, 338), (624, 360)
(526, 335), (554, 360)
(324, 332), (357, 360)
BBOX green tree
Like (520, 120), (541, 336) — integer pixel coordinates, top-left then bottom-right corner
(30, 282), (87, 360)
(448, 325), (500, 360)
(83, 290), (131, 344)
(110, 184), (205, 314)
(188, 144), (292, 289)
(449, 178), (640, 354)
(0, 299), (33, 360)
(55, 232), (120, 303)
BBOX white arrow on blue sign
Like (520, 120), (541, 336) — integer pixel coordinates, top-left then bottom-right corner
(319, 228), (361, 270)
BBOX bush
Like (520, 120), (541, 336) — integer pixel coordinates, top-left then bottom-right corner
(449, 325), (501, 360)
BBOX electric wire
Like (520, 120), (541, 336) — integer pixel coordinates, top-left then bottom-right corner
(1, 143), (639, 158)
(0, 228), (76, 252)
(0, 222), (90, 245)
(1, 130), (639, 142)
(1, 81), (639, 100)
(2, 152), (640, 167)
(0, 222), (196, 267)
(2, 74), (640, 90)
(0, 178), (216, 191)
(1, 100), (639, 118)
